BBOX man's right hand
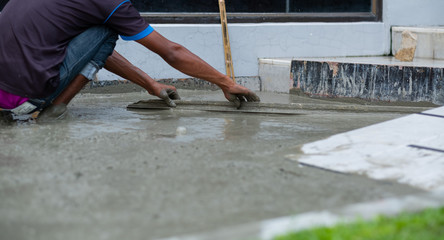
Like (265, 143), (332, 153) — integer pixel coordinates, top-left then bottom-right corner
(137, 32), (260, 108)
(220, 82), (260, 109)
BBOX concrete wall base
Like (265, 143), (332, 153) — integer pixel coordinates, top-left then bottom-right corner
(259, 59), (292, 93)
(82, 76), (261, 93)
(392, 27), (444, 60)
(291, 57), (444, 105)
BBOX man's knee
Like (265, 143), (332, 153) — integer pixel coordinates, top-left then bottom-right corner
(88, 25), (118, 43)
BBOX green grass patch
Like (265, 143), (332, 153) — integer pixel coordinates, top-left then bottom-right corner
(274, 207), (444, 240)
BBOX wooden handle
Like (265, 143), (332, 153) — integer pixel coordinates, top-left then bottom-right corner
(218, 0), (235, 82)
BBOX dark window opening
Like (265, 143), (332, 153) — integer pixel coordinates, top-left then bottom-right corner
(133, 0), (372, 13)
(0, 0), (382, 24)
(290, 0), (372, 13)
(132, 0), (286, 13)
(136, 0), (382, 23)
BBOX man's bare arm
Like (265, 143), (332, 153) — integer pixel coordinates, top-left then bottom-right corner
(136, 31), (260, 107)
(104, 50), (180, 107)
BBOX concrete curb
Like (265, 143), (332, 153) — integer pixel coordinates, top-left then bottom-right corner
(291, 57), (444, 105)
(157, 191), (444, 240)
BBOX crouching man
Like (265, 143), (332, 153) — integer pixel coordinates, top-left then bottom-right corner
(0, 0), (259, 121)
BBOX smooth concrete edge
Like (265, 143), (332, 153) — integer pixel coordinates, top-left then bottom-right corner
(259, 58), (293, 66)
(156, 191), (444, 240)
(290, 56), (444, 68)
(392, 26), (444, 34)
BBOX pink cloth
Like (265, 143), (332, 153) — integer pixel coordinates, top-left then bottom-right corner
(0, 88), (28, 109)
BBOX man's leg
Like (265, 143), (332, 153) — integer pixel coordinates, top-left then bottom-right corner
(35, 75), (88, 120)
(0, 110), (13, 124)
(37, 26), (117, 119)
(38, 26), (118, 110)
(52, 75), (89, 105)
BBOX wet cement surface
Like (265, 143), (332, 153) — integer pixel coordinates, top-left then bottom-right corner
(0, 90), (424, 240)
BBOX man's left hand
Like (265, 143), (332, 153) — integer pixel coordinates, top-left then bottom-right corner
(147, 82), (181, 107)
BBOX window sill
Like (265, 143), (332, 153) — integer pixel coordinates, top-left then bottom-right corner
(141, 11), (382, 24)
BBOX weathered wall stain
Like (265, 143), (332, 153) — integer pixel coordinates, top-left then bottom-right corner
(291, 60), (444, 104)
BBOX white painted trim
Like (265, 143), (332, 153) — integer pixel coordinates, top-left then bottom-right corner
(393, 26), (444, 34)
(259, 58), (292, 66)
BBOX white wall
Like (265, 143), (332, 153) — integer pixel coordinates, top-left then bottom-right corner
(384, 0), (444, 26)
(101, 22), (386, 80)
(99, 0), (444, 80)
(383, 0), (444, 54)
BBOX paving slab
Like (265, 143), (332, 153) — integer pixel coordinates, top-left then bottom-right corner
(288, 106), (444, 191)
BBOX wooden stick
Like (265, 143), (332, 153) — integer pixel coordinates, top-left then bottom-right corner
(218, 0), (236, 82)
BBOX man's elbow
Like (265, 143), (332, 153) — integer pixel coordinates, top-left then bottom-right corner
(163, 43), (185, 65)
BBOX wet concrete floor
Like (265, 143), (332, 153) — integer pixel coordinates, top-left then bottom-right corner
(0, 90), (428, 240)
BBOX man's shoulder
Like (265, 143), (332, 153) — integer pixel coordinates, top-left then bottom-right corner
(89, 0), (131, 8)
(61, 0), (133, 16)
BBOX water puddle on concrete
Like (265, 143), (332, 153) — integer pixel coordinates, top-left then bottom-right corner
(67, 107), (143, 139)
(133, 110), (320, 143)
(0, 92), (414, 162)
(2, 90), (431, 145)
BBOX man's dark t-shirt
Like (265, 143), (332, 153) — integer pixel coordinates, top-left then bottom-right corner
(0, 0), (152, 98)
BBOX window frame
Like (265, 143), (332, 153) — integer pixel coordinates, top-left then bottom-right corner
(141, 0), (382, 24)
